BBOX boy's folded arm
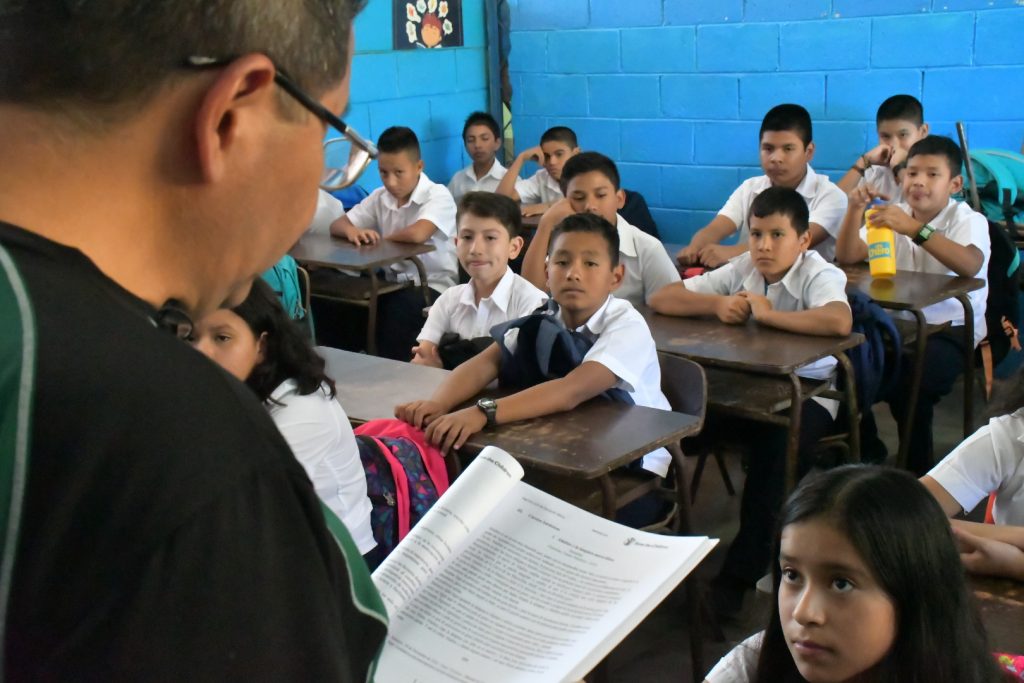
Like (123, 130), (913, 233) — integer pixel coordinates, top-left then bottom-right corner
(521, 199), (573, 290)
(387, 219), (437, 244)
(495, 156), (526, 200)
(493, 361), (619, 422)
(918, 235), (984, 278)
(428, 343), (502, 411)
(649, 282), (724, 317)
(835, 206), (869, 264)
(681, 215), (737, 255)
(951, 519), (1024, 552)
(329, 214), (360, 238)
(753, 300), (852, 337)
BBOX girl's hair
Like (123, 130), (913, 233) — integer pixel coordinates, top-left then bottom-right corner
(756, 465), (1000, 683)
(230, 279), (336, 403)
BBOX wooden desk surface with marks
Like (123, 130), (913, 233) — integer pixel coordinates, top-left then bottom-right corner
(319, 347), (701, 479)
(289, 233), (435, 271)
(971, 575), (1024, 653)
(842, 263), (985, 311)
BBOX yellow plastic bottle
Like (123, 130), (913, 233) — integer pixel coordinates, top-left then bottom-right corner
(865, 201), (896, 278)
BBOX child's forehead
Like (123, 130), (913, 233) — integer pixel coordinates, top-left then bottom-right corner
(759, 129), (805, 147)
(551, 230), (611, 254)
(567, 170), (616, 191)
(378, 150), (418, 167)
(750, 212), (798, 232)
(541, 140), (574, 153)
(458, 213), (509, 235)
(906, 153), (951, 171)
(464, 124), (495, 138)
(877, 118), (920, 133)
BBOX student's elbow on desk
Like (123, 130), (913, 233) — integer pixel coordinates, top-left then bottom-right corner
(648, 282), (686, 314)
(388, 220), (436, 244)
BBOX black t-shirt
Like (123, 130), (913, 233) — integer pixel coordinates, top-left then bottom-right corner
(0, 223), (386, 681)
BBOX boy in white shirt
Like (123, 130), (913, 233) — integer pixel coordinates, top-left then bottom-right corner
(837, 94), (930, 204)
(651, 187), (853, 617)
(677, 104), (848, 267)
(522, 151), (681, 307)
(447, 111), (507, 202)
(325, 126), (457, 360)
(496, 126), (579, 216)
(306, 189), (346, 234)
(413, 192), (546, 369)
(837, 135), (990, 475)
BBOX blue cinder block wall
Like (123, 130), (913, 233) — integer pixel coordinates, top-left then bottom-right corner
(508, 0), (1024, 243)
(338, 1), (488, 192)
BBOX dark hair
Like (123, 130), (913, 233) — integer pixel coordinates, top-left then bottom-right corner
(876, 94), (924, 127)
(230, 279), (336, 404)
(755, 465), (999, 683)
(760, 104), (813, 147)
(749, 186), (810, 235)
(907, 135), (963, 178)
(548, 213), (619, 267)
(377, 126), (421, 160)
(0, 0), (363, 127)
(462, 111), (500, 139)
(457, 191), (521, 239)
(540, 125), (578, 149)
(559, 151), (621, 195)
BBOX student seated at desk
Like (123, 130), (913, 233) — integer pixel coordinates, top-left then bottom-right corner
(836, 94), (930, 204)
(448, 111), (507, 202)
(413, 192), (547, 369)
(677, 104), (847, 268)
(495, 126), (579, 217)
(836, 135), (990, 475)
(396, 213), (673, 522)
(521, 151), (681, 308)
(187, 280), (378, 563)
(326, 125), (458, 360)
(650, 187), (852, 617)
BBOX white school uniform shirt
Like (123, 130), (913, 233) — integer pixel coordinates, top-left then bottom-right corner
(706, 632), (763, 683)
(447, 159), (508, 202)
(344, 172), (458, 292)
(267, 379), (377, 554)
(858, 198), (990, 346)
(860, 164), (904, 204)
(416, 267), (547, 344)
(684, 251), (850, 416)
(515, 168), (563, 205)
(719, 164), (848, 262)
(501, 295), (673, 477)
(306, 189), (347, 235)
(927, 407), (1024, 526)
(615, 214), (683, 307)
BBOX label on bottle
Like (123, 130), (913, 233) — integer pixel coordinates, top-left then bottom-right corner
(868, 242), (892, 260)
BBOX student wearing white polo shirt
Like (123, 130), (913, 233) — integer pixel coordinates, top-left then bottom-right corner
(327, 126), (457, 360)
(651, 187), (853, 617)
(837, 135), (990, 475)
(448, 112), (508, 202)
(413, 192), (546, 369)
(677, 104), (848, 268)
(307, 189), (347, 234)
(495, 126), (579, 217)
(521, 152), (681, 308)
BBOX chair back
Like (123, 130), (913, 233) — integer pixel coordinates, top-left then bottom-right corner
(658, 352), (707, 430)
(296, 265), (314, 337)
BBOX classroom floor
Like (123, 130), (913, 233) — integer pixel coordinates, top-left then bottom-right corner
(602, 372), (990, 683)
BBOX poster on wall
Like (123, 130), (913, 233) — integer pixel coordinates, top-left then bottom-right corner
(394, 0), (463, 50)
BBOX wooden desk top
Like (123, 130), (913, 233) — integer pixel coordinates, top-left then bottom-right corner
(638, 305), (864, 375)
(971, 575), (1024, 653)
(521, 213), (542, 230)
(842, 263), (984, 311)
(289, 233), (435, 271)
(319, 347), (701, 479)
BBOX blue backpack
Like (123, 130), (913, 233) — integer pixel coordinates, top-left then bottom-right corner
(845, 290), (902, 410)
(261, 255), (311, 333)
(968, 149), (1024, 225)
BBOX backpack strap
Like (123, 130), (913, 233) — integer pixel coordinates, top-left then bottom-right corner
(0, 243), (36, 672)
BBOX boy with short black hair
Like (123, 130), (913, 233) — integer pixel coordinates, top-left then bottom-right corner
(325, 125), (457, 359)
(448, 111), (507, 202)
(677, 104), (848, 268)
(412, 192), (546, 369)
(652, 186), (852, 616)
(836, 135), (990, 474)
(837, 94), (930, 203)
(396, 212), (673, 481)
(522, 151), (680, 307)
(496, 125), (580, 216)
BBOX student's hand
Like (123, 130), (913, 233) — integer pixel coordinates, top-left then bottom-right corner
(847, 183), (889, 212)
(519, 145), (543, 164)
(864, 143), (893, 167)
(888, 145), (908, 170)
(738, 291), (772, 320)
(411, 344), (443, 368)
(341, 224), (380, 246)
(521, 203), (549, 217)
(676, 244), (701, 266)
(541, 198), (574, 226)
(715, 295), (751, 324)
(424, 407), (487, 453)
(394, 400), (447, 429)
(868, 203), (921, 237)
(953, 527), (1024, 581)
(697, 244), (732, 269)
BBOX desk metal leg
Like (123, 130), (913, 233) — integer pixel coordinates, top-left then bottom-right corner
(957, 294), (975, 438)
(897, 310), (928, 470)
(598, 474), (616, 520)
(408, 255), (432, 308)
(366, 272), (380, 356)
(834, 353), (860, 463)
(784, 373), (804, 492)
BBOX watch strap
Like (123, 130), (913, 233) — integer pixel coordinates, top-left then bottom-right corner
(913, 223), (935, 245)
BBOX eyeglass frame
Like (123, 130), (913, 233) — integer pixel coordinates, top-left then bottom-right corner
(183, 55), (377, 190)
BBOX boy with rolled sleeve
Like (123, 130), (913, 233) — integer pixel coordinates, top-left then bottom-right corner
(496, 126), (579, 216)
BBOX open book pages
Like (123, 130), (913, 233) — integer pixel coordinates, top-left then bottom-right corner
(372, 447), (717, 683)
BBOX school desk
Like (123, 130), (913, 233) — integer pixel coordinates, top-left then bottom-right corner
(973, 575), (1024, 653)
(843, 264), (985, 469)
(318, 346), (701, 519)
(289, 233), (435, 355)
(637, 306), (865, 491)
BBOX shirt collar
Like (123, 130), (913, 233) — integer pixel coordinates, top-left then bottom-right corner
(459, 266), (516, 312)
(754, 164), (817, 200)
(738, 251), (810, 298)
(382, 172), (432, 210)
(616, 214), (638, 258)
(462, 159), (506, 182)
(557, 294), (614, 336)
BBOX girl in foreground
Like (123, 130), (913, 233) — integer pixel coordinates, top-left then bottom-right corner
(706, 465), (1005, 682)
(188, 279), (376, 559)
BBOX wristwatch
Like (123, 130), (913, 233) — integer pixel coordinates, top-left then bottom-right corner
(476, 398), (498, 427)
(913, 223), (935, 245)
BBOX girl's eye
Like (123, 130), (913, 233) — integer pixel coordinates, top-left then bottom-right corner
(781, 567), (800, 583)
(832, 578), (854, 592)
(216, 334), (231, 343)
(554, 260), (568, 266)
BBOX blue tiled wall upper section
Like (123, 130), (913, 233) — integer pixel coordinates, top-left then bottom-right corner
(338, 1), (487, 192)
(508, 0), (1024, 242)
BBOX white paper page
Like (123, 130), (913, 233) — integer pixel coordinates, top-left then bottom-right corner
(374, 481), (717, 683)
(372, 446), (524, 617)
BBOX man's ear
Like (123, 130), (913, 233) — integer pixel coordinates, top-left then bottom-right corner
(919, 123), (930, 137)
(508, 235), (525, 259)
(950, 173), (964, 195)
(804, 140), (815, 163)
(416, 159), (425, 174)
(799, 228), (813, 250)
(615, 188), (626, 211)
(609, 263), (625, 290)
(193, 54), (277, 184)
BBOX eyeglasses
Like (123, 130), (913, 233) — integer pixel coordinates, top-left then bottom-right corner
(184, 56), (377, 190)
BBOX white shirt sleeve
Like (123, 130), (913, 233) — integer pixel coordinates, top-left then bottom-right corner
(307, 190), (346, 234)
(809, 180), (849, 239)
(637, 236), (683, 303)
(344, 191), (380, 232)
(581, 312), (654, 394)
(515, 173), (543, 204)
(706, 632), (763, 682)
(717, 183), (749, 232)
(417, 287), (457, 344)
(683, 260), (742, 296)
(415, 185), (458, 239)
(802, 264), (849, 309)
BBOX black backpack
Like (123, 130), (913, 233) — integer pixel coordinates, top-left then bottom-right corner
(844, 290), (902, 410)
(982, 219), (1022, 369)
